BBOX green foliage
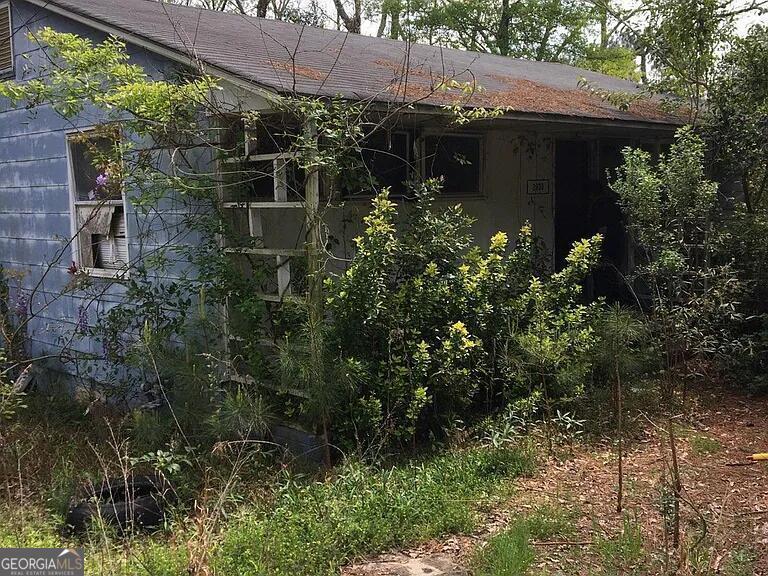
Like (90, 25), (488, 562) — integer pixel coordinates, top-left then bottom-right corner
(215, 446), (534, 576)
(642, 0), (730, 116)
(611, 127), (743, 394)
(594, 514), (645, 572)
(706, 25), (768, 212)
(0, 352), (25, 424)
(592, 305), (651, 389)
(723, 549), (756, 576)
(472, 505), (575, 575)
(408, 0), (596, 63)
(472, 522), (535, 576)
(579, 45), (642, 80)
(612, 127), (717, 268)
(323, 183), (601, 450)
(688, 434), (722, 455)
(0, 29), (214, 123)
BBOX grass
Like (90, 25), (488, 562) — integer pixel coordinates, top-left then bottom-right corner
(1, 397), (536, 576)
(689, 435), (723, 455)
(472, 505), (576, 576)
(473, 522), (536, 576)
(215, 447), (535, 576)
(594, 515), (644, 574)
(722, 548), (756, 576)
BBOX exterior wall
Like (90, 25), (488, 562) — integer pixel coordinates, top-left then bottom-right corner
(0, 1), (197, 386)
(259, 126), (556, 274)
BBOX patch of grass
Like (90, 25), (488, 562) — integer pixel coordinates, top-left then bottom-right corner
(473, 521), (535, 576)
(472, 505), (576, 576)
(723, 548), (755, 576)
(689, 435), (722, 455)
(523, 504), (577, 541)
(594, 515), (644, 574)
(216, 447), (535, 576)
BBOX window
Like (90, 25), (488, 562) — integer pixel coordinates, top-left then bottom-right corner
(217, 115), (306, 202)
(0, 1), (12, 76)
(422, 134), (483, 196)
(68, 129), (129, 274)
(342, 130), (412, 198)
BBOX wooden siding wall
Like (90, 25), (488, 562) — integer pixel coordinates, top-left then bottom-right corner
(0, 1), (202, 387)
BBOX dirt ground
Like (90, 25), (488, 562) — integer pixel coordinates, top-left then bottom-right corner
(344, 385), (768, 575)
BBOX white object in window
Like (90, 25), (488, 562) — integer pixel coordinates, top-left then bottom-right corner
(0, 2), (13, 75)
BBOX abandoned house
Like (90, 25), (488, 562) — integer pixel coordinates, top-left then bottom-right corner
(0, 0), (683, 392)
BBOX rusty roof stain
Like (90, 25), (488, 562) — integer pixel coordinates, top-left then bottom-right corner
(29, 0), (685, 127)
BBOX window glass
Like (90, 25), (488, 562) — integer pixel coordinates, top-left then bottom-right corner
(68, 130), (128, 273)
(423, 135), (482, 196)
(70, 135), (122, 201)
(342, 130), (411, 197)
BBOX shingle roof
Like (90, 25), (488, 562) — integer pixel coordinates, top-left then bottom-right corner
(27, 0), (683, 126)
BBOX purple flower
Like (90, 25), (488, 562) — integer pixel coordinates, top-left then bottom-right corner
(89, 172), (110, 199)
(95, 173), (109, 188)
(14, 293), (28, 320)
(76, 304), (89, 334)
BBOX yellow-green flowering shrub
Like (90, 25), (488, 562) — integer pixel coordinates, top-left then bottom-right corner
(326, 181), (602, 450)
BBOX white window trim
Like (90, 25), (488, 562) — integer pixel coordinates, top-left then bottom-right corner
(66, 127), (130, 279)
(0, 1), (13, 77)
(419, 131), (486, 199)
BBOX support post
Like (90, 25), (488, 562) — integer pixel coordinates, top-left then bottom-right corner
(303, 119), (330, 466)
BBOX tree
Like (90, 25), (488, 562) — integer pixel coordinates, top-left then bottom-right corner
(408, 0), (597, 63)
(333, 0), (363, 32)
(166, 0), (327, 25)
(610, 127), (743, 401)
(706, 25), (768, 212)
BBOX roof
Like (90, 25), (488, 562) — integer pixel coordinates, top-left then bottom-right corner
(24, 0), (683, 126)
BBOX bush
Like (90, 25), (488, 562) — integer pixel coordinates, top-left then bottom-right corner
(321, 183), (602, 451)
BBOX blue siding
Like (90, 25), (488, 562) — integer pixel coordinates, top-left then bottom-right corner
(0, 1), (207, 387)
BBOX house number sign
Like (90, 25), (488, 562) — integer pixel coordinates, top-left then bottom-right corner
(526, 179), (550, 195)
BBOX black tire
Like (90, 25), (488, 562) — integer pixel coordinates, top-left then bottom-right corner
(64, 475), (172, 534)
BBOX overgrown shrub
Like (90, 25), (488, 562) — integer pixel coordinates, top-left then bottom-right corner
(611, 127), (745, 397)
(319, 182), (602, 451)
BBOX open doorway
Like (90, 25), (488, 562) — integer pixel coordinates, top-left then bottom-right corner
(555, 139), (629, 302)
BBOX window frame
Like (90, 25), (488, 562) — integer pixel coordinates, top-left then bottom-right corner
(66, 127), (130, 279)
(0, 1), (13, 78)
(419, 132), (485, 199)
(341, 129), (414, 201)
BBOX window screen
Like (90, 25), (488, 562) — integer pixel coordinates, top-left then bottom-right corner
(92, 206), (128, 269)
(0, 3), (12, 74)
(423, 135), (482, 196)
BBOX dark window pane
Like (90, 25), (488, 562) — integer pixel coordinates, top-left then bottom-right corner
(343, 130), (411, 197)
(424, 135), (481, 196)
(70, 136), (120, 201)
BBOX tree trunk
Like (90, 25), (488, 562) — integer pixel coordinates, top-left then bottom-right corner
(616, 360), (623, 512)
(497, 0), (511, 56)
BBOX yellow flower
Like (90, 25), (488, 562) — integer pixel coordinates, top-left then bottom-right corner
(450, 321), (469, 336)
(490, 231), (508, 251)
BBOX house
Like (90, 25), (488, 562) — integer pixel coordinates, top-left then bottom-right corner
(0, 0), (683, 393)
